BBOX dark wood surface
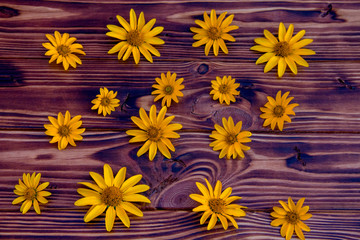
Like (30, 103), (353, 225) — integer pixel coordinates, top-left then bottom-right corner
(1, 0), (360, 239)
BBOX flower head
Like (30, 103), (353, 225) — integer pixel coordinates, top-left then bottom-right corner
(189, 178), (246, 230)
(12, 172), (51, 214)
(42, 31), (85, 70)
(106, 9), (164, 64)
(250, 22), (315, 77)
(191, 9), (238, 56)
(271, 197), (312, 240)
(260, 90), (299, 131)
(75, 164), (150, 232)
(210, 76), (240, 105)
(152, 71), (185, 107)
(210, 117), (251, 159)
(91, 87), (120, 116)
(44, 111), (85, 150)
(126, 105), (182, 161)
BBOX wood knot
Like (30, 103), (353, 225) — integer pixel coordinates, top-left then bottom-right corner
(320, 4), (332, 17)
(0, 6), (19, 18)
(197, 63), (209, 74)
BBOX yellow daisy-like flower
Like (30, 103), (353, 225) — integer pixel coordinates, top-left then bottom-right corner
(189, 178), (246, 230)
(42, 31), (85, 70)
(126, 105), (182, 161)
(271, 197), (312, 240)
(12, 172), (51, 214)
(190, 9), (238, 56)
(209, 117), (251, 159)
(106, 9), (164, 64)
(44, 111), (86, 150)
(151, 71), (185, 107)
(74, 164), (150, 232)
(91, 87), (120, 116)
(260, 90), (299, 131)
(250, 22), (315, 77)
(210, 76), (240, 105)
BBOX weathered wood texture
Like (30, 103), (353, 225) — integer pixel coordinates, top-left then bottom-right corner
(0, 0), (360, 239)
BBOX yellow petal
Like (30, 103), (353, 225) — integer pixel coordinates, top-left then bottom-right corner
(84, 204), (107, 222)
(121, 202), (143, 217)
(277, 57), (287, 78)
(105, 207), (116, 232)
(120, 174), (142, 192)
(200, 210), (212, 224)
(89, 172), (107, 189)
(122, 194), (150, 203)
(207, 213), (217, 230)
(116, 206), (130, 227)
(264, 56), (280, 73)
(103, 164), (114, 187)
(278, 22), (286, 42)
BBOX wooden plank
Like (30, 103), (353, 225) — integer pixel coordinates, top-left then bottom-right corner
(1, 131), (359, 211)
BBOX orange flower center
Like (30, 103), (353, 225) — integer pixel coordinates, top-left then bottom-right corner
(226, 134), (237, 144)
(286, 211), (299, 224)
(208, 198), (225, 214)
(273, 105), (285, 118)
(57, 45), (71, 56)
(24, 188), (36, 200)
(148, 127), (161, 141)
(208, 27), (222, 40)
(219, 84), (229, 94)
(127, 30), (143, 47)
(164, 85), (174, 95)
(58, 126), (70, 137)
(101, 186), (122, 207)
(274, 41), (291, 57)
(101, 97), (111, 106)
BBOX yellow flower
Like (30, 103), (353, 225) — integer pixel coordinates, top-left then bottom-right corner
(210, 76), (240, 105)
(44, 111), (85, 150)
(209, 117), (251, 159)
(271, 197), (312, 240)
(190, 9), (238, 56)
(106, 9), (164, 64)
(189, 178), (246, 230)
(260, 90), (299, 131)
(42, 31), (85, 70)
(126, 105), (182, 161)
(152, 71), (185, 107)
(74, 164), (150, 232)
(91, 87), (120, 116)
(12, 172), (51, 214)
(250, 22), (315, 77)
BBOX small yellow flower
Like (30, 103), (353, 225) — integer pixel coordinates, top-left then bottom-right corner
(250, 22), (315, 77)
(106, 9), (165, 64)
(152, 71), (185, 107)
(210, 76), (240, 105)
(260, 90), (299, 131)
(42, 31), (85, 70)
(12, 172), (51, 214)
(190, 9), (238, 56)
(271, 197), (312, 240)
(189, 178), (246, 230)
(91, 87), (120, 116)
(75, 164), (150, 232)
(210, 117), (251, 159)
(44, 111), (85, 150)
(126, 105), (182, 161)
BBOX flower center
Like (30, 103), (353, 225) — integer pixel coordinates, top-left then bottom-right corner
(24, 188), (36, 201)
(208, 198), (225, 214)
(101, 97), (111, 106)
(58, 126), (70, 137)
(127, 30), (143, 47)
(164, 85), (174, 95)
(148, 127), (161, 141)
(226, 134), (237, 144)
(219, 84), (229, 94)
(57, 45), (71, 56)
(273, 105), (285, 118)
(274, 41), (291, 57)
(208, 27), (222, 40)
(286, 211), (299, 224)
(101, 186), (123, 207)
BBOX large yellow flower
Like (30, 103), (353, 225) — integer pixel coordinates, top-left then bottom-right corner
(250, 22), (315, 77)
(44, 111), (85, 150)
(260, 90), (299, 131)
(42, 31), (85, 70)
(209, 117), (251, 159)
(91, 87), (120, 116)
(126, 105), (182, 161)
(75, 164), (150, 232)
(271, 197), (312, 240)
(210, 75), (240, 105)
(12, 172), (51, 214)
(189, 178), (246, 230)
(106, 9), (164, 64)
(191, 9), (238, 56)
(152, 71), (185, 107)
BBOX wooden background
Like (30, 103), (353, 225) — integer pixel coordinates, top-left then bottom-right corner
(1, 0), (360, 239)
